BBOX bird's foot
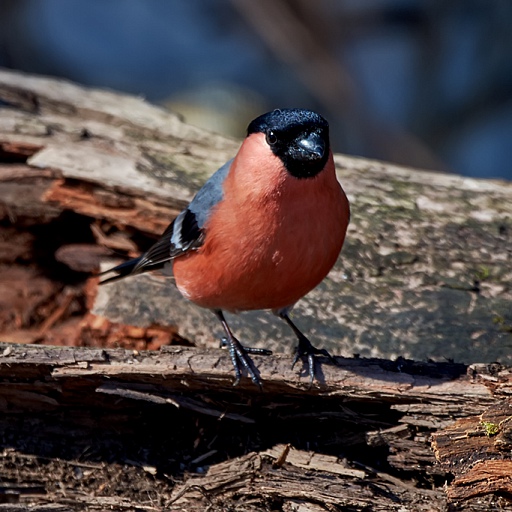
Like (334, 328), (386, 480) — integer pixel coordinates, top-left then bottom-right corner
(220, 337), (272, 387)
(292, 334), (337, 384)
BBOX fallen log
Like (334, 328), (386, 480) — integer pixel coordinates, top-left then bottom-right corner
(0, 343), (511, 510)
(1, 68), (511, 362)
(1, 68), (512, 510)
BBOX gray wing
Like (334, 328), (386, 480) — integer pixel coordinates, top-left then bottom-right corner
(100, 159), (232, 283)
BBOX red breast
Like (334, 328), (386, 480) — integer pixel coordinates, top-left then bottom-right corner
(172, 132), (349, 312)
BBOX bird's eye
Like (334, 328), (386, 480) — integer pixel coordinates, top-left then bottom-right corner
(266, 131), (277, 146)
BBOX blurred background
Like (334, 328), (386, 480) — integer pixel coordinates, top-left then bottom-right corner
(1, 0), (511, 179)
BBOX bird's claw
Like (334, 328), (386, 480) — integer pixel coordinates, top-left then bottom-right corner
(292, 334), (337, 383)
(220, 337), (272, 387)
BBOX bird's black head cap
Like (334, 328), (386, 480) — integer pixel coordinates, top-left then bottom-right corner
(247, 108), (330, 179)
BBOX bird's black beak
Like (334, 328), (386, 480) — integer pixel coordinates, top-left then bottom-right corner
(295, 132), (326, 161)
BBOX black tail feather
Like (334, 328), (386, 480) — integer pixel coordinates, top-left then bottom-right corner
(99, 257), (143, 285)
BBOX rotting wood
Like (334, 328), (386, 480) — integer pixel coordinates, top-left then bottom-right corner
(168, 451), (446, 512)
(0, 341), (487, 401)
(0, 343), (511, 509)
(432, 402), (512, 502)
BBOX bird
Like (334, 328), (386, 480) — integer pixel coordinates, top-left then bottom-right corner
(100, 108), (350, 386)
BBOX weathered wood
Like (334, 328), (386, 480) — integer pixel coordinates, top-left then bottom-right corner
(0, 341), (493, 396)
(168, 450), (445, 512)
(1, 68), (512, 363)
(432, 403), (512, 502)
(0, 343), (510, 509)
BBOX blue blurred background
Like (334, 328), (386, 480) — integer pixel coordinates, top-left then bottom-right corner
(1, 0), (511, 179)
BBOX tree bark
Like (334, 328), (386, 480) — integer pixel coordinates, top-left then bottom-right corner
(1, 68), (512, 510)
(1, 68), (511, 362)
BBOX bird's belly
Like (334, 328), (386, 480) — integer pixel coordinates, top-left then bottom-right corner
(174, 251), (327, 311)
(173, 202), (347, 311)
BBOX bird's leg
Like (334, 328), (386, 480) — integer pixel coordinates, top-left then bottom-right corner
(278, 311), (336, 383)
(219, 338), (272, 356)
(214, 310), (271, 387)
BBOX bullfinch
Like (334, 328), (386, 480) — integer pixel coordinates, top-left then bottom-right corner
(101, 108), (350, 386)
